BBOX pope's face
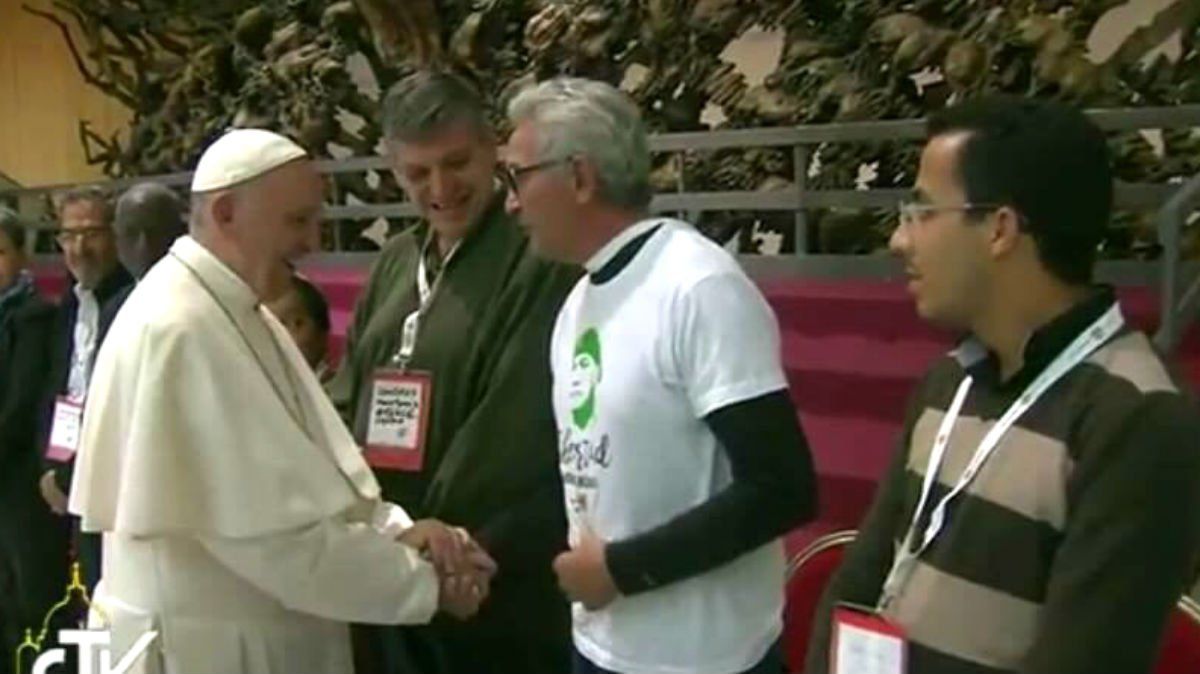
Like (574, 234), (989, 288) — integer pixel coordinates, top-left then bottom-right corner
(232, 160), (324, 302)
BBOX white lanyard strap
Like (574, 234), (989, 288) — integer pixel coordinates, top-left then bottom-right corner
(395, 239), (460, 367)
(880, 303), (1124, 610)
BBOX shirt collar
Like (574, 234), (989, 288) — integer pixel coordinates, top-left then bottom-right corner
(73, 283), (95, 304)
(72, 265), (133, 305)
(170, 235), (260, 314)
(584, 219), (663, 275)
(417, 188), (505, 270)
(954, 285), (1119, 390)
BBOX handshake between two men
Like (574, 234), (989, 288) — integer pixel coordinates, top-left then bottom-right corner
(397, 519), (498, 619)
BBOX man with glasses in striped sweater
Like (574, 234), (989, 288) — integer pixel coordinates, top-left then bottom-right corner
(807, 96), (1200, 674)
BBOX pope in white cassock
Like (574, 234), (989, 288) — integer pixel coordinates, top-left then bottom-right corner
(68, 129), (490, 674)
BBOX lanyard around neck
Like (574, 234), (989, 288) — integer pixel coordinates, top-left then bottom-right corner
(393, 237), (461, 368)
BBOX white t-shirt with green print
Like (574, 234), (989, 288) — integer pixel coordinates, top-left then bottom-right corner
(550, 218), (789, 674)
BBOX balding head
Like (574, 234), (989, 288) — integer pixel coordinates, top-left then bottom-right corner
(114, 182), (186, 278)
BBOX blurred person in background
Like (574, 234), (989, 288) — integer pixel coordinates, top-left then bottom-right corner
(268, 273), (333, 380)
(112, 181), (187, 281)
(0, 208), (67, 674)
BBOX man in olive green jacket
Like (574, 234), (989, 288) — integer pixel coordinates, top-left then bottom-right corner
(329, 70), (578, 674)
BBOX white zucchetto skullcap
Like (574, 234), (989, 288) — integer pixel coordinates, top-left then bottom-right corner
(190, 129), (309, 193)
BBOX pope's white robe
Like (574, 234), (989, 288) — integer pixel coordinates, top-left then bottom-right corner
(68, 236), (438, 674)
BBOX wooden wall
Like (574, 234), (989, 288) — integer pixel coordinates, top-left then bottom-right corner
(0, 0), (1181, 189)
(0, 0), (132, 187)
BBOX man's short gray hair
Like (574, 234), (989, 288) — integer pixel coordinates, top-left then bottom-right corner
(507, 77), (652, 211)
(54, 185), (112, 224)
(382, 70), (492, 143)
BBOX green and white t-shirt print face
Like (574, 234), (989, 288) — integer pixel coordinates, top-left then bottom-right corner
(561, 327), (610, 523)
(550, 219), (790, 674)
(568, 328), (602, 432)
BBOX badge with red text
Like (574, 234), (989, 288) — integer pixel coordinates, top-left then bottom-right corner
(46, 397), (84, 463)
(363, 370), (431, 471)
(831, 603), (907, 674)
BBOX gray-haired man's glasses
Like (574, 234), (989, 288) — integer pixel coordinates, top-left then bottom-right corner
(54, 226), (112, 247)
(498, 158), (573, 194)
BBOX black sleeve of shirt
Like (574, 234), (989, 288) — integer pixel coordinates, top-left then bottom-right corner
(604, 389), (817, 595)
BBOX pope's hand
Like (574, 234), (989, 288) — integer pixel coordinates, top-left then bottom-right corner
(39, 470), (67, 515)
(400, 520), (497, 620)
(399, 520), (498, 580)
(552, 528), (619, 611)
(399, 519), (468, 574)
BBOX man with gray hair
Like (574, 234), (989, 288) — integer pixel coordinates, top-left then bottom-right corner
(329, 69), (578, 674)
(38, 186), (133, 593)
(503, 76), (818, 674)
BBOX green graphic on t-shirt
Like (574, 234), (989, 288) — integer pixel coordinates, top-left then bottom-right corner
(568, 328), (602, 430)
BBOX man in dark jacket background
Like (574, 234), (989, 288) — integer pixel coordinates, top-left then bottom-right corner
(37, 187), (133, 593)
(0, 208), (67, 674)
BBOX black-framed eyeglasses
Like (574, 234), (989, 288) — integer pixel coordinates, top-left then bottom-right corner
(896, 200), (1007, 229)
(497, 157), (573, 194)
(54, 226), (111, 246)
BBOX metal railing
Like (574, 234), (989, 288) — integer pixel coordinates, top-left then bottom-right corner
(4, 104), (1199, 348)
(3, 104), (1198, 229)
(1155, 172), (1200, 353)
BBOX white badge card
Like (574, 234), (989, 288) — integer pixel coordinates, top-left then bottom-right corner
(46, 397), (84, 463)
(364, 370), (431, 471)
(831, 604), (907, 674)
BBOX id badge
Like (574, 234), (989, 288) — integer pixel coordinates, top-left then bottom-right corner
(831, 603), (907, 674)
(363, 369), (431, 471)
(46, 397), (84, 462)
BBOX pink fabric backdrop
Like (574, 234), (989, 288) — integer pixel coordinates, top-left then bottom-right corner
(33, 261), (1200, 552)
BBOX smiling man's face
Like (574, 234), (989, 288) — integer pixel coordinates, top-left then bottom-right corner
(390, 121), (498, 241)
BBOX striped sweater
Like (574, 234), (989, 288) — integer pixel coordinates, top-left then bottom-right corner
(806, 289), (1200, 674)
